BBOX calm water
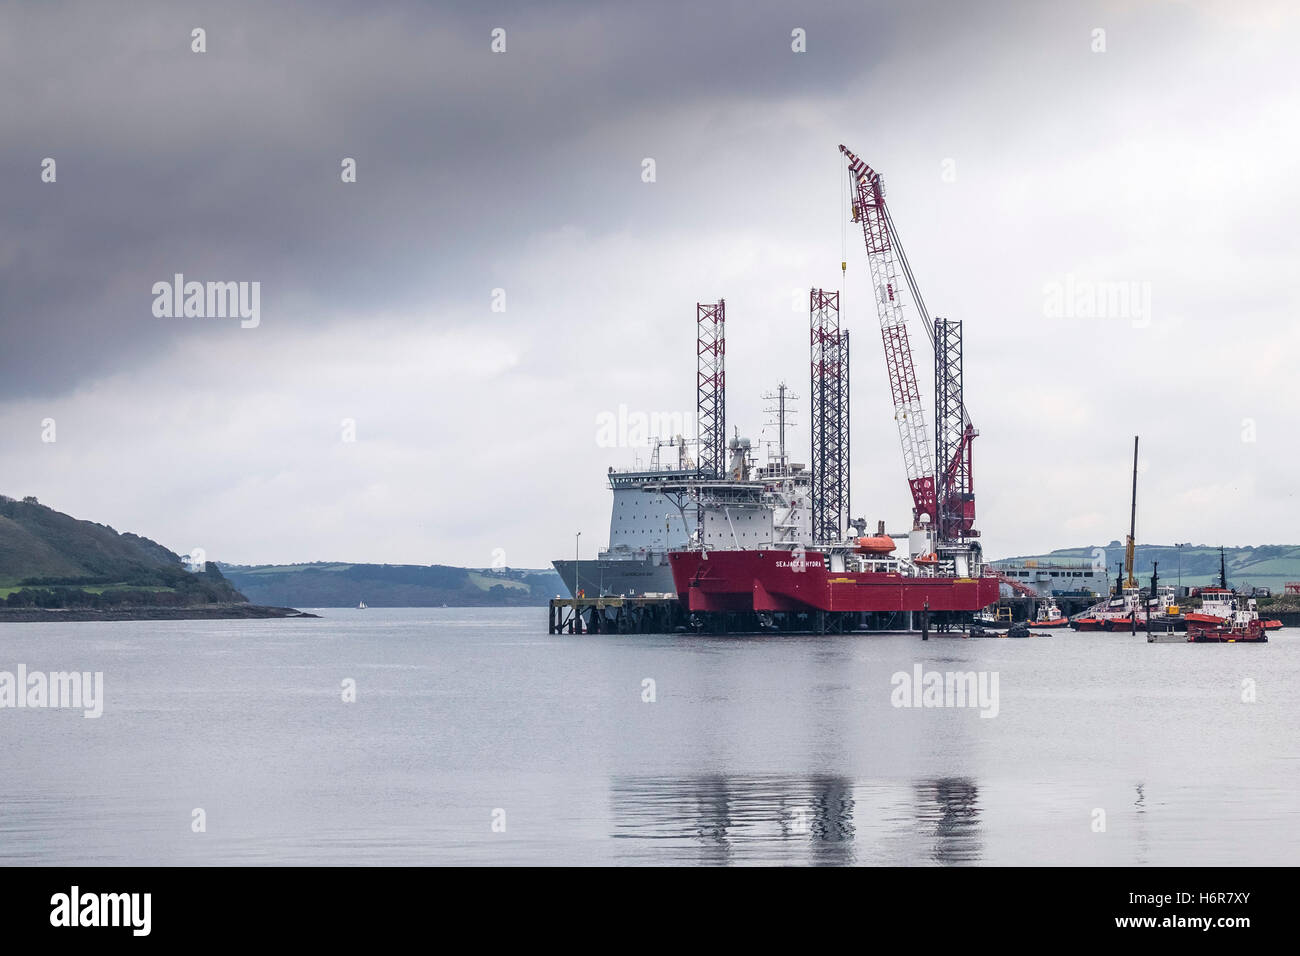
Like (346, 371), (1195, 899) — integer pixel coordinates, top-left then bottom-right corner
(2, 608), (1297, 866)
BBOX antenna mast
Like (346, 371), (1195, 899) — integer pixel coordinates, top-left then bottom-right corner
(761, 382), (799, 475)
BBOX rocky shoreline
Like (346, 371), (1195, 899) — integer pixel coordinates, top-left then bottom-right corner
(0, 604), (318, 623)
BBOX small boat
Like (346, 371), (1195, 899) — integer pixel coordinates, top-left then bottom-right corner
(974, 606), (1013, 629)
(968, 623), (1032, 639)
(358, 600), (368, 609)
(1188, 619), (1267, 643)
(1032, 599), (1069, 628)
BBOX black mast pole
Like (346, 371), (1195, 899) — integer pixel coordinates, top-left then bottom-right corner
(1126, 436), (1139, 588)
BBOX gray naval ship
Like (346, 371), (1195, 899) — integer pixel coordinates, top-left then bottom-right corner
(553, 438), (697, 598)
(553, 433), (813, 598)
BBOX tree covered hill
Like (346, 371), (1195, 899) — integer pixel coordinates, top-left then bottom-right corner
(0, 495), (245, 608)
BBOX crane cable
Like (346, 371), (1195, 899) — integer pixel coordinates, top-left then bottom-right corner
(882, 200), (972, 429)
(839, 164), (848, 312)
(840, 162), (848, 278)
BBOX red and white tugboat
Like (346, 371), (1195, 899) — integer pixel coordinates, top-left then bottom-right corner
(1181, 548), (1283, 632)
(1183, 587), (1282, 632)
(1072, 586), (1143, 631)
(1188, 618), (1267, 643)
(1032, 598), (1069, 628)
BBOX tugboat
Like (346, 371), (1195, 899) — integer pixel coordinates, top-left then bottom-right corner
(1032, 598), (1069, 628)
(1183, 590), (1282, 631)
(975, 606), (1013, 629)
(1182, 551), (1283, 632)
(1145, 583), (1186, 641)
(1188, 618), (1267, 643)
(1104, 567), (1179, 632)
(1102, 587), (1149, 631)
(1073, 583), (1143, 630)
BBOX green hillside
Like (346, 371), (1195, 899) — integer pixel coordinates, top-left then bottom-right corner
(219, 562), (565, 608)
(994, 542), (1300, 593)
(0, 495), (245, 608)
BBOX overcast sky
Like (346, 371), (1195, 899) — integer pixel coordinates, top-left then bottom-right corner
(2, 0), (1297, 568)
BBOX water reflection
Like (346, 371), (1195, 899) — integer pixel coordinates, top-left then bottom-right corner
(913, 778), (981, 865)
(610, 775), (982, 865)
(1133, 782), (1149, 866)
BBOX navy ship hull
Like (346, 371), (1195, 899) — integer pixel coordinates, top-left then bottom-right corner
(551, 558), (677, 598)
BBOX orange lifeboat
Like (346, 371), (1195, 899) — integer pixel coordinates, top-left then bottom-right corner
(856, 535), (897, 554)
(914, 552), (939, 565)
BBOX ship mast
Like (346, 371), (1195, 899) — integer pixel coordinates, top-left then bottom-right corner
(761, 382), (798, 475)
(1125, 435), (1139, 588)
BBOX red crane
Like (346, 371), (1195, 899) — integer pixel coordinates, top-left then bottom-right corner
(840, 145), (976, 540)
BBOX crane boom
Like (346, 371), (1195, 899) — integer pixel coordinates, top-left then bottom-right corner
(839, 145), (935, 524)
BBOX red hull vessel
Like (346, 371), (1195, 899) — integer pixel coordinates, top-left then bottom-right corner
(1104, 616), (1147, 632)
(1183, 612), (1283, 631)
(669, 549), (1000, 614)
(1188, 619), (1267, 643)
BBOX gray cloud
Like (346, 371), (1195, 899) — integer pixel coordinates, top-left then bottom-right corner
(2, 0), (1298, 566)
(0, 0), (1004, 396)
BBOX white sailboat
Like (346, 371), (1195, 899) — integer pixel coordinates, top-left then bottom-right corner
(358, 600), (368, 609)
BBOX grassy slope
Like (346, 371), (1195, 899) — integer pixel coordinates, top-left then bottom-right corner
(0, 514), (88, 585)
(0, 496), (245, 605)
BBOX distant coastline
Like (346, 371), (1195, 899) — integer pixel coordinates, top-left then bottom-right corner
(218, 562), (565, 608)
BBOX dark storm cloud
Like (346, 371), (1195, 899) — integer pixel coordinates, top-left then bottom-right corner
(0, 0), (1002, 398)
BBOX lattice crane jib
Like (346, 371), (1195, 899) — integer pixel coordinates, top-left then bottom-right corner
(839, 145), (936, 526)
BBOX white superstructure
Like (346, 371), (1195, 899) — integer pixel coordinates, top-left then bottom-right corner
(648, 435), (814, 553)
